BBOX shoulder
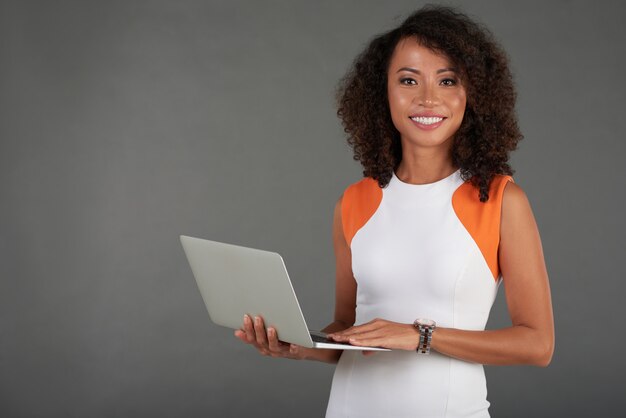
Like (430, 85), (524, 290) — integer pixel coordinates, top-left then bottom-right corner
(452, 173), (516, 279)
(333, 177), (376, 208)
(490, 174), (515, 200)
(342, 177), (380, 198)
(501, 179), (526, 203)
(453, 173), (513, 208)
(501, 179), (534, 225)
(339, 177), (381, 213)
(338, 177), (383, 247)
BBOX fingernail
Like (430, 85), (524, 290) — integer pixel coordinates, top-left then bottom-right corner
(255, 316), (260, 324)
(243, 314), (248, 323)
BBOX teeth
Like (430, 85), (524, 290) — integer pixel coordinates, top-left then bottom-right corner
(410, 116), (443, 125)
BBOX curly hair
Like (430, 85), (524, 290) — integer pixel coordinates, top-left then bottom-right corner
(336, 5), (522, 202)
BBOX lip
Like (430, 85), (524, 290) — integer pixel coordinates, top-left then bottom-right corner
(409, 112), (447, 118)
(408, 114), (447, 130)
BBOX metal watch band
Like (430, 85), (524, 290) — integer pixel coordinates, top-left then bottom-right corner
(418, 326), (433, 354)
(413, 319), (436, 354)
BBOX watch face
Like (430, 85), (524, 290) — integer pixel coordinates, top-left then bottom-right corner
(417, 318), (435, 327)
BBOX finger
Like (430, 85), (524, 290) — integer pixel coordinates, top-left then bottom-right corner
(269, 328), (294, 357)
(330, 322), (381, 339)
(243, 314), (256, 343)
(362, 350), (378, 356)
(254, 316), (269, 346)
(328, 327), (357, 339)
(289, 344), (299, 355)
(267, 327), (284, 352)
(332, 328), (379, 341)
(335, 327), (383, 345)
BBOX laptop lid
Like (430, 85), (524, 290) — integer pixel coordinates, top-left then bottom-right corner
(180, 235), (318, 347)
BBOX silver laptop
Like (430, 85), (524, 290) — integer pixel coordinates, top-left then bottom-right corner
(180, 235), (390, 351)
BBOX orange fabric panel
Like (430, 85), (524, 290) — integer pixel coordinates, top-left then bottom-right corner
(341, 178), (383, 247)
(452, 175), (514, 280)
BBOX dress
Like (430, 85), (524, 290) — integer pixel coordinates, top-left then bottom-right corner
(325, 169), (513, 418)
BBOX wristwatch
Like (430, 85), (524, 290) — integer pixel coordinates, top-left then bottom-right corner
(413, 318), (436, 354)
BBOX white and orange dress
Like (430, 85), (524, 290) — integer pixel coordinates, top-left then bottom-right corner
(325, 169), (513, 418)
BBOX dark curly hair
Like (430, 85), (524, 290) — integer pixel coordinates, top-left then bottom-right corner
(336, 5), (522, 202)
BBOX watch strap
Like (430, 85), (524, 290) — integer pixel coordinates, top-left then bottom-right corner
(413, 319), (436, 354)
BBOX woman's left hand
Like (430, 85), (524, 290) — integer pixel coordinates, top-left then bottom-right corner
(327, 318), (420, 355)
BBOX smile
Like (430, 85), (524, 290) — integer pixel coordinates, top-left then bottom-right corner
(409, 116), (444, 125)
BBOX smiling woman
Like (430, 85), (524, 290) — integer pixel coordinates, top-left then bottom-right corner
(234, 5), (554, 418)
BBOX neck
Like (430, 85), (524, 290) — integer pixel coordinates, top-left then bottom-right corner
(395, 146), (456, 185)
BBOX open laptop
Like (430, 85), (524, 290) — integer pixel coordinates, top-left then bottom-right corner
(180, 235), (390, 351)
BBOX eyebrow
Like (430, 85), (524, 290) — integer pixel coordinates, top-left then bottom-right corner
(396, 67), (457, 74)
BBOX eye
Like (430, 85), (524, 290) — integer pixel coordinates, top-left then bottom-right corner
(400, 77), (417, 85)
(440, 78), (457, 86)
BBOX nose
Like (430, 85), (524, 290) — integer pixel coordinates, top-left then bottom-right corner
(414, 84), (439, 107)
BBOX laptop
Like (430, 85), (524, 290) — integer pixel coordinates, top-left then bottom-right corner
(180, 235), (390, 351)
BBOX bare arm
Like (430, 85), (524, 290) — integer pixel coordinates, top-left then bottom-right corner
(431, 182), (555, 365)
(329, 182), (555, 366)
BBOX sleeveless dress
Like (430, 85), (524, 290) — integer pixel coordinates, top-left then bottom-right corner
(325, 169), (513, 418)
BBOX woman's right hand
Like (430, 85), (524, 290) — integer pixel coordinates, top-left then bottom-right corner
(234, 314), (308, 360)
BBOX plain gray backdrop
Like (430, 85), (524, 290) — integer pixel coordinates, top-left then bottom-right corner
(1, 0), (625, 417)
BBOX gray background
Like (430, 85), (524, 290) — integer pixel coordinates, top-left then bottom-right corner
(1, 0), (624, 417)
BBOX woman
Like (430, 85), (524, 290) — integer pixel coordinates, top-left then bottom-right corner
(235, 5), (554, 417)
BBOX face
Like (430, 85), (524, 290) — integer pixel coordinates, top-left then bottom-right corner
(387, 38), (467, 152)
